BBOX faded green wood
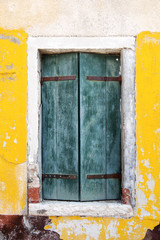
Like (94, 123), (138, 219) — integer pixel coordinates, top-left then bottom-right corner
(42, 53), (121, 202)
(80, 53), (121, 201)
(42, 53), (79, 200)
(80, 53), (107, 201)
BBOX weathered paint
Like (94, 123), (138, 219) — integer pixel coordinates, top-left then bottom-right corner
(0, 29), (27, 214)
(136, 32), (160, 221)
(46, 216), (159, 240)
(1, 29), (160, 239)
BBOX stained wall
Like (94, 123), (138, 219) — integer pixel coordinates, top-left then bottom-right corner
(0, 1), (160, 239)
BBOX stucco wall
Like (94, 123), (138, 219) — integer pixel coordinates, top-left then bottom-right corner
(0, 0), (160, 37)
(0, 29), (27, 214)
(1, 0), (160, 238)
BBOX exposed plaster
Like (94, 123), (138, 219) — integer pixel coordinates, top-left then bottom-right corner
(0, 34), (21, 45)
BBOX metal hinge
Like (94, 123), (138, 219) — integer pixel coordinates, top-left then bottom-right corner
(87, 76), (122, 82)
(41, 76), (76, 84)
(42, 174), (76, 180)
(87, 173), (121, 179)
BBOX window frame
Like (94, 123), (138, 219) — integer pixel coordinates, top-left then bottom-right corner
(27, 37), (136, 217)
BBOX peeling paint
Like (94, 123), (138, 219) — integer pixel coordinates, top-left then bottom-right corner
(0, 29), (27, 214)
(136, 32), (160, 221)
(154, 128), (160, 134)
(105, 221), (120, 239)
(0, 34), (21, 45)
(6, 63), (14, 70)
(146, 174), (155, 191)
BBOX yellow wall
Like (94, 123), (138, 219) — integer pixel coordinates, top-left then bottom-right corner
(0, 30), (160, 239)
(0, 29), (27, 214)
(136, 32), (160, 221)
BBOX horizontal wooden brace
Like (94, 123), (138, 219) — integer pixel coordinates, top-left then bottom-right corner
(41, 76), (76, 84)
(42, 174), (76, 180)
(87, 76), (122, 82)
(87, 173), (121, 179)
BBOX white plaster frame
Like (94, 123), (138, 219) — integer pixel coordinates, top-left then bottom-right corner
(27, 37), (136, 217)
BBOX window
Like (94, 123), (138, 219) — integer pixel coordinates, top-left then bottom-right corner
(41, 53), (121, 201)
(28, 37), (135, 217)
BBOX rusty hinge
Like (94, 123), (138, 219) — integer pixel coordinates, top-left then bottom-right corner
(42, 174), (76, 180)
(41, 76), (76, 84)
(87, 173), (121, 179)
(87, 76), (122, 82)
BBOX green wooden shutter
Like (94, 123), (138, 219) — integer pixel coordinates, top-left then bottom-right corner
(80, 53), (121, 201)
(42, 53), (79, 201)
(42, 53), (121, 201)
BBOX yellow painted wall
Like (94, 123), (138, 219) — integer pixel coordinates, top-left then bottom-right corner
(136, 32), (160, 221)
(1, 30), (160, 239)
(0, 29), (27, 214)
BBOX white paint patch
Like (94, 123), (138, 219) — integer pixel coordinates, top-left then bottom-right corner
(154, 128), (160, 134)
(136, 189), (148, 206)
(153, 143), (156, 151)
(3, 141), (6, 148)
(146, 174), (155, 191)
(138, 175), (144, 183)
(141, 208), (151, 217)
(152, 205), (158, 210)
(141, 148), (144, 156)
(0, 182), (6, 191)
(153, 103), (159, 110)
(126, 220), (135, 235)
(141, 159), (150, 168)
(127, 226), (133, 235)
(50, 219), (102, 239)
(14, 138), (18, 144)
(6, 133), (10, 139)
(9, 126), (16, 130)
(105, 220), (120, 239)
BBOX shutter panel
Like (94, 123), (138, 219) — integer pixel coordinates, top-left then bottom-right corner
(42, 53), (79, 200)
(80, 53), (121, 201)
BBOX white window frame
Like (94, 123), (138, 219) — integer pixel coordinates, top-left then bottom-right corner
(27, 37), (136, 217)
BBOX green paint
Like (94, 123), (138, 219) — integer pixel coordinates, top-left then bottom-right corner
(42, 53), (79, 200)
(42, 53), (121, 201)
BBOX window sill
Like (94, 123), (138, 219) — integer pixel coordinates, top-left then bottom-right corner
(29, 201), (133, 218)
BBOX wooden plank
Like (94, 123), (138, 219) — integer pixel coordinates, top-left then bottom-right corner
(42, 53), (79, 201)
(80, 53), (121, 201)
(80, 53), (107, 201)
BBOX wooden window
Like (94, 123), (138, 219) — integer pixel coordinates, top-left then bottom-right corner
(41, 53), (121, 201)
